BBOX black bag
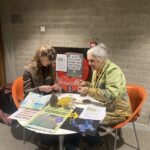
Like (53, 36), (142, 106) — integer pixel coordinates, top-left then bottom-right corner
(0, 92), (17, 114)
(0, 84), (17, 125)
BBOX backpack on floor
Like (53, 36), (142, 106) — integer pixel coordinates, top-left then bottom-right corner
(0, 83), (17, 125)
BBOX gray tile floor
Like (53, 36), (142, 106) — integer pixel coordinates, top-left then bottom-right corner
(0, 122), (150, 150)
(99, 123), (150, 150)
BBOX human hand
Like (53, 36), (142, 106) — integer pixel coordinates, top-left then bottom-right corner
(77, 86), (88, 95)
(38, 85), (53, 93)
(52, 83), (62, 92)
(75, 80), (87, 87)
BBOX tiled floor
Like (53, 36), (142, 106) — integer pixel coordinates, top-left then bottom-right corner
(0, 122), (150, 150)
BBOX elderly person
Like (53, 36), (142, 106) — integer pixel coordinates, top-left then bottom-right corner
(78, 43), (131, 125)
(77, 44), (131, 149)
(23, 45), (61, 96)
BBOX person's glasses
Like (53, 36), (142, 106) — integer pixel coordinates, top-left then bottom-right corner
(88, 59), (95, 64)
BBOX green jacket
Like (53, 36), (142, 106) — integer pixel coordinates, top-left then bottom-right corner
(86, 59), (131, 125)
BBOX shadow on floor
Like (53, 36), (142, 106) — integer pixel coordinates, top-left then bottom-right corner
(9, 123), (141, 150)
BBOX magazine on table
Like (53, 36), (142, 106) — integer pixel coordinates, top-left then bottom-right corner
(26, 105), (73, 133)
(9, 92), (51, 122)
(20, 92), (51, 110)
(60, 107), (101, 136)
(9, 108), (40, 123)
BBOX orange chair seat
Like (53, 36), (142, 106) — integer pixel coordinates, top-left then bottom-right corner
(12, 76), (24, 108)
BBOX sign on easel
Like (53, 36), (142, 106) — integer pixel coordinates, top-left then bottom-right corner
(67, 53), (83, 78)
(56, 52), (89, 93)
(56, 54), (67, 72)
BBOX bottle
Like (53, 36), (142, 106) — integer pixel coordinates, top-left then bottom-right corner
(68, 85), (72, 93)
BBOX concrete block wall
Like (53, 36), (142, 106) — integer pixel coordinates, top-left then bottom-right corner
(7, 0), (150, 124)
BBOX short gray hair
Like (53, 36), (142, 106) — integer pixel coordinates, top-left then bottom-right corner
(87, 43), (108, 60)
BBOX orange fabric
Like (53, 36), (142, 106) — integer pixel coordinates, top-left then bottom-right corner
(57, 58), (89, 81)
(113, 84), (147, 129)
(12, 76), (24, 108)
(58, 76), (79, 92)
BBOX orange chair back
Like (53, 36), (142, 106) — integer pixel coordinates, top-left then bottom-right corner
(114, 84), (147, 129)
(12, 76), (24, 108)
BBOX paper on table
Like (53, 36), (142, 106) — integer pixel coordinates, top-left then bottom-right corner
(20, 92), (51, 110)
(9, 108), (40, 122)
(26, 106), (73, 133)
(56, 54), (67, 72)
(79, 105), (106, 121)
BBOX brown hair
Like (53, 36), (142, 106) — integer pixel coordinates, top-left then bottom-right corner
(33, 45), (57, 68)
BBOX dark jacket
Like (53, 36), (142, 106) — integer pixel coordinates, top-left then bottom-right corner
(23, 62), (55, 96)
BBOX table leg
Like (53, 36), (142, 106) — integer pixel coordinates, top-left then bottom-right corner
(23, 127), (26, 144)
(23, 127), (34, 144)
(59, 135), (64, 150)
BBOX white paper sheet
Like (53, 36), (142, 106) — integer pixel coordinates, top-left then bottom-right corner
(9, 108), (40, 122)
(56, 54), (67, 72)
(79, 105), (106, 121)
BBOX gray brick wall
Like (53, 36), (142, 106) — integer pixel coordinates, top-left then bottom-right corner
(9, 0), (150, 124)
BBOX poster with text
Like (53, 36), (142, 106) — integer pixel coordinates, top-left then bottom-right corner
(56, 54), (67, 72)
(67, 53), (83, 77)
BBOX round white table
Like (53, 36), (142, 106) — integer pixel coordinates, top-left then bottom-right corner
(18, 93), (103, 150)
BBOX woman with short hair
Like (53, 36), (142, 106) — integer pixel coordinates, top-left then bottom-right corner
(78, 43), (131, 125)
(77, 43), (131, 150)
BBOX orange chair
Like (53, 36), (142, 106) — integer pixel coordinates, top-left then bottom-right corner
(100, 84), (147, 150)
(12, 76), (24, 108)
